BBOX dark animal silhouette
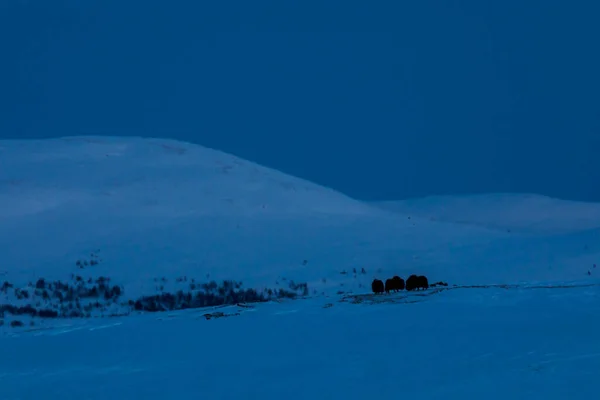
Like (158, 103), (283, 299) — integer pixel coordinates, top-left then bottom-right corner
(417, 275), (429, 290)
(392, 275), (405, 291)
(405, 274), (418, 291)
(371, 279), (384, 294)
(406, 274), (429, 291)
(384, 275), (405, 293)
(385, 278), (394, 293)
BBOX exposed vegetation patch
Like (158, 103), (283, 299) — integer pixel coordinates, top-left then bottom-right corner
(75, 251), (102, 269)
(203, 311), (241, 320)
(1, 273), (310, 325)
(132, 279), (309, 313)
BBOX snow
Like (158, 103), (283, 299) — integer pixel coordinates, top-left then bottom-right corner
(372, 193), (600, 234)
(2, 284), (600, 399)
(1, 136), (599, 399)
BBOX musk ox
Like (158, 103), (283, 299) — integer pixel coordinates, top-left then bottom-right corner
(392, 275), (405, 291)
(405, 274), (418, 291)
(372, 279), (385, 294)
(417, 275), (429, 290)
(385, 276), (405, 293)
(406, 274), (429, 291)
(385, 278), (394, 293)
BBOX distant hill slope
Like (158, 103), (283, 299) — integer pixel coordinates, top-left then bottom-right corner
(0, 137), (597, 309)
(372, 193), (600, 235)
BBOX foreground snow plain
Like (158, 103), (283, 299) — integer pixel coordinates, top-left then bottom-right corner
(3, 282), (600, 399)
(1, 137), (599, 399)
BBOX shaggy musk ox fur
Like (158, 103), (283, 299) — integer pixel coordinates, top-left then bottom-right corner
(371, 279), (385, 294)
(385, 276), (405, 293)
(384, 278), (394, 293)
(406, 274), (429, 291)
(392, 275), (405, 291)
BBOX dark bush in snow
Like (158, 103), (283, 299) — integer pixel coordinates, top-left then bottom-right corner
(10, 320), (24, 327)
(131, 279), (308, 313)
(2, 270), (311, 319)
(38, 309), (59, 318)
(1, 281), (14, 293)
(371, 279), (384, 294)
(14, 288), (30, 300)
(0, 304), (37, 317)
(288, 281), (309, 296)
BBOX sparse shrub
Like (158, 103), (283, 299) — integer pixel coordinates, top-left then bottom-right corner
(0, 304), (37, 317)
(288, 281), (309, 296)
(14, 288), (30, 300)
(111, 285), (122, 297)
(1, 281), (14, 293)
(277, 289), (297, 299)
(131, 277), (307, 313)
(38, 309), (58, 318)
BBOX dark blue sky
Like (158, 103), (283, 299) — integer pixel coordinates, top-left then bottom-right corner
(2, 0), (599, 201)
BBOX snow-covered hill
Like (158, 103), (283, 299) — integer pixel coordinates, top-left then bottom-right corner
(0, 137), (485, 292)
(372, 193), (600, 234)
(0, 136), (598, 325)
(2, 136), (600, 399)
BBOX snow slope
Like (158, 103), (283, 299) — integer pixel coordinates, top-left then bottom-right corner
(0, 137), (598, 300)
(1, 136), (600, 399)
(0, 136), (491, 296)
(372, 193), (600, 235)
(2, 282), (600, 399)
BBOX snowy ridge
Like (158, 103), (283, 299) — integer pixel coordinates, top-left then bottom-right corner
(372, 193), (600, 234)
(0, 136), (598, 325)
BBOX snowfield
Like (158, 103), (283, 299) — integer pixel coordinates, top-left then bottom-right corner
(372, 193), (600, 235)
(1, 136), (599, 399)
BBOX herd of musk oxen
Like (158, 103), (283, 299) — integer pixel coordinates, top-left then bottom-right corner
(371, 274), (430, 294)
